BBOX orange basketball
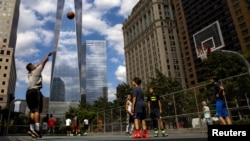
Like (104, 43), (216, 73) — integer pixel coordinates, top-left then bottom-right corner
(67, 11), (75, 19)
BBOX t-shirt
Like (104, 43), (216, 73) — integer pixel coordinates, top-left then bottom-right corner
(147, 94), (160, 110)
(48, 117), (56, 127)
(84, 119), (88, 125)
(66, 118), (71, 126)
(132, 87), (146, 113)
(27, 64), (44, 89)
(203, 106), (211, 118)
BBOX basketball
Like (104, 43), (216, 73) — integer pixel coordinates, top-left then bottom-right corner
(67, 11), (75, 19)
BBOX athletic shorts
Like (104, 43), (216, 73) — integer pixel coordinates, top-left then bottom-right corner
(26, 89), (43, 113)
(216, 100), (228, 117)
(150, 110), (160, 120)
(43, 122), (48, 130)
(84, 125), (89, 130)
(66, 126), (71, 131)
(134, 112), (147, 120)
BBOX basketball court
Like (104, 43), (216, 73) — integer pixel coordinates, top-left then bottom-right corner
(1, 134), (207, 141)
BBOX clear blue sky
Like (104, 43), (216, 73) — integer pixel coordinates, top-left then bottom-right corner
(14, 0), (139, 102)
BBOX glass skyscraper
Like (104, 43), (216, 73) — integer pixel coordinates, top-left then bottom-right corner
(84, 40), (107, 104)
(49, 0), (83, 114)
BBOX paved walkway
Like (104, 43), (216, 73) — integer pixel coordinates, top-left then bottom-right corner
(0, 134), (207, 141)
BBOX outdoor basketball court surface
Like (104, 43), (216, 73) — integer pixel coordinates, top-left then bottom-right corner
(1, 134), (207, 141)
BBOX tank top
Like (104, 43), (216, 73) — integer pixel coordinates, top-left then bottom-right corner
(127, 100), (132, 112)
(204, 106), (211, 118)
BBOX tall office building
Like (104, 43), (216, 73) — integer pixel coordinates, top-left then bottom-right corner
(0, 0), (20, 109)
(123, 0), (186, 88)
(49, 0), (83, 114)
(173, 0), (250, 86)
(84, 40), (107, 104)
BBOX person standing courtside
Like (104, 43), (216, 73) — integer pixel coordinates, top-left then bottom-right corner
(202, 101), (212, 126)
(147, 87), (168, 137)
(83, 118), (89, 136)
(131, 77), (149, 138)
(26, 52), (53, 139)
(65, 116), (72, 136)
(48, 114), (56, 135)
(42, 114), (49, 135)
(125, 94), (134, 136)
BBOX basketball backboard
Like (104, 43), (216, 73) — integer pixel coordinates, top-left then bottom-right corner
(193, 21), (225, 61)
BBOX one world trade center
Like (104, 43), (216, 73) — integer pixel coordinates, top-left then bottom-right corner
(49, 0), (84, 115)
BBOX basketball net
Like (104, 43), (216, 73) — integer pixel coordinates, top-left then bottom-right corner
(198, 45), (211, 61)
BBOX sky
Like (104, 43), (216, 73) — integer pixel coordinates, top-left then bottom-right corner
(14, 0), (140, 102)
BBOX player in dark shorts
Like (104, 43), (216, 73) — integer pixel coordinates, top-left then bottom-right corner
(147, 86), (168, 137)
(131, 77), (149, 138)
(26, 52), (53, 138)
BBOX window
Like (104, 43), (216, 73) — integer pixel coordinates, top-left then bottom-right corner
(3, 74), (6, 77)
(0, 97), (3, 101)
(5, 59), (8, 62)
(2, 81), (5, 85)
(0, 50), (3, 54)
(7, 50), (10, 55)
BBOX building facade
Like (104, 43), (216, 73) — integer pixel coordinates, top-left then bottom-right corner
(84, 40), (107, 104)
(0, 0), (20, 109)
(173, 0), (250, 86)
(123, 0), (186, 88)
(49, 0), (82, 114)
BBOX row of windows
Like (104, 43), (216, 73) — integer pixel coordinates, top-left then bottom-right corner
(0, 49), (10, 55)
(0, 58), (9, 62)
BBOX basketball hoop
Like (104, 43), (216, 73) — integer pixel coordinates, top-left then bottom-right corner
(196, 45), (211, 61)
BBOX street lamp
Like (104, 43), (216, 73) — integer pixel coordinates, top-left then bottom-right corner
(6, 99), (25, 136)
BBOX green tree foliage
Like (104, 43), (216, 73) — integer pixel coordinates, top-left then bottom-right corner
(200, 53), (248, 80)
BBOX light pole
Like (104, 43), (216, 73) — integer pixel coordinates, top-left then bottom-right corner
(6, 99), (24, 136)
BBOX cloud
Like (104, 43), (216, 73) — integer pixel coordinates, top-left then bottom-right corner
(14, 0), (140, 102)
(107, 82), (117, 102)
(94, 0), (121, 10)
(110, 57), (119, 63)
(115, 65), (126, 83)
(118, 0), (139, 17)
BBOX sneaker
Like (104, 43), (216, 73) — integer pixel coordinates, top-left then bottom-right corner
(27, 130), (38, 138)
(154, 130), (158, 137)
(161, 130), (168, 137)
(34, 130), (42, 138)
(129, 132), (133, 137)
(132, 132), (141, 138)
(141, 133), (149, 138)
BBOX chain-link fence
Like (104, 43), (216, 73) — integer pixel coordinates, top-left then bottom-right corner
(3, 73), (250, 135)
